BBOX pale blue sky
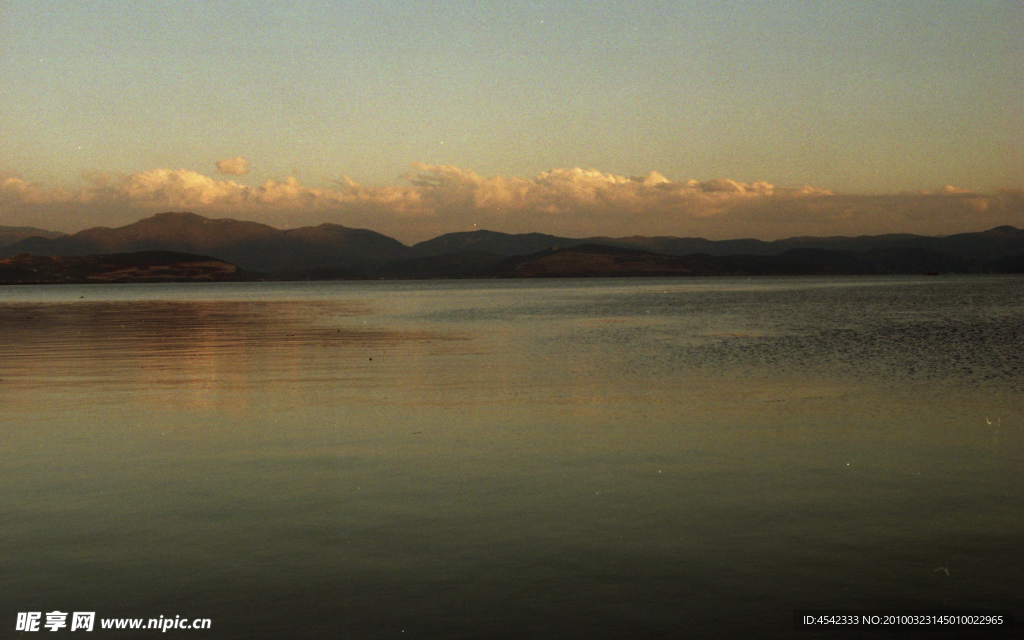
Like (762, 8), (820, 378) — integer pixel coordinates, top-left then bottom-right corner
(1, 1), (1022, 239)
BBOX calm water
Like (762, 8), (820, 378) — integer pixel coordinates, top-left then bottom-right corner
(1, 276), (1021, 639)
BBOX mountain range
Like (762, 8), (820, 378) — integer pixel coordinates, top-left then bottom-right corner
(3, 212), (1024, 280)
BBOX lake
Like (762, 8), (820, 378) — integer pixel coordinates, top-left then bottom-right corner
(1, 276), (1021, 638)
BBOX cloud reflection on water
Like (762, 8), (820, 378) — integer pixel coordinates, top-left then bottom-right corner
(0, 297), (471, 414)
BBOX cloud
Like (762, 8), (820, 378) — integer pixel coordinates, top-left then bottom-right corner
(2, 165), (1021, 243)
(1, 175), (50, 205)
(935, 184), (974, 195)
(122, 168), (251, 205)
(215, 157), (250, 176)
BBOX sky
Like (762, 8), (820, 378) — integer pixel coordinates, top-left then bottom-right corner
(1, 0), (1022, 243)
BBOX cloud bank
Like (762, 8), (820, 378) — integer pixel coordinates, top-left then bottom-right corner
(2, 164), (1022, 243)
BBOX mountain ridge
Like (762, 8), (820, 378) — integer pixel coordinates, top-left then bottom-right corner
(3, 212), (1023, 279)
(0, 225), (66, 247)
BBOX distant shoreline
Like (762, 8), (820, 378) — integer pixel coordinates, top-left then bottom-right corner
(2, 248), (1022, 286)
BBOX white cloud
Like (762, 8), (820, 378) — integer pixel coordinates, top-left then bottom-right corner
(215, 157), (250, 176)
(121, 169), (251, 205)
(1, 165), (1021, 243)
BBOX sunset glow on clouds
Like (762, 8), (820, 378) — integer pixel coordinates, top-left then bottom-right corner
(1, 2), (1021, 241)
(215, 157), (251, 176)
(3, 164), (1021, 244)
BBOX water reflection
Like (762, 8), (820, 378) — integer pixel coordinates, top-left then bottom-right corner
(0, 297), (471, 414)
(1, 278), (1022, 639)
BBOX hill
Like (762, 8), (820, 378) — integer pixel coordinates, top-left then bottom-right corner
(491, 245), (879, 278)
(417, 227), (1024, 262)
(3, 213), (1023, 279)
(0, 225), (65, 247)
(0, 250), (247, 284)
(3, 212), (411, 277)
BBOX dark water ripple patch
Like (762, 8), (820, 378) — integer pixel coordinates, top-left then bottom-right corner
(541, 277), (1024, 394)
(683, 316), (1024, 388)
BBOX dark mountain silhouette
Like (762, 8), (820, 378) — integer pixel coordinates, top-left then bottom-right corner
(984, 253), (1024, 273)
(410, 230), (586, 257)
(3, 212), (411, 276)
(377, 251), (508, 279)
(2, 212), (1023, 279)
(410, 231), (777, 258)
(0, 250), (246, 284)
(594, 235), (777, 257)
(766, 248), (879, 275)
(422, 228), (1024, 261)
(859, 247), (978, 274)
(918, 225), (1024, 261)
(491, 246), (883, 278)
(0, 225), (65, 247)
(494, 244), (697, 277)
(275, 224), (412, 275)
(410, 227), (1024, 277)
